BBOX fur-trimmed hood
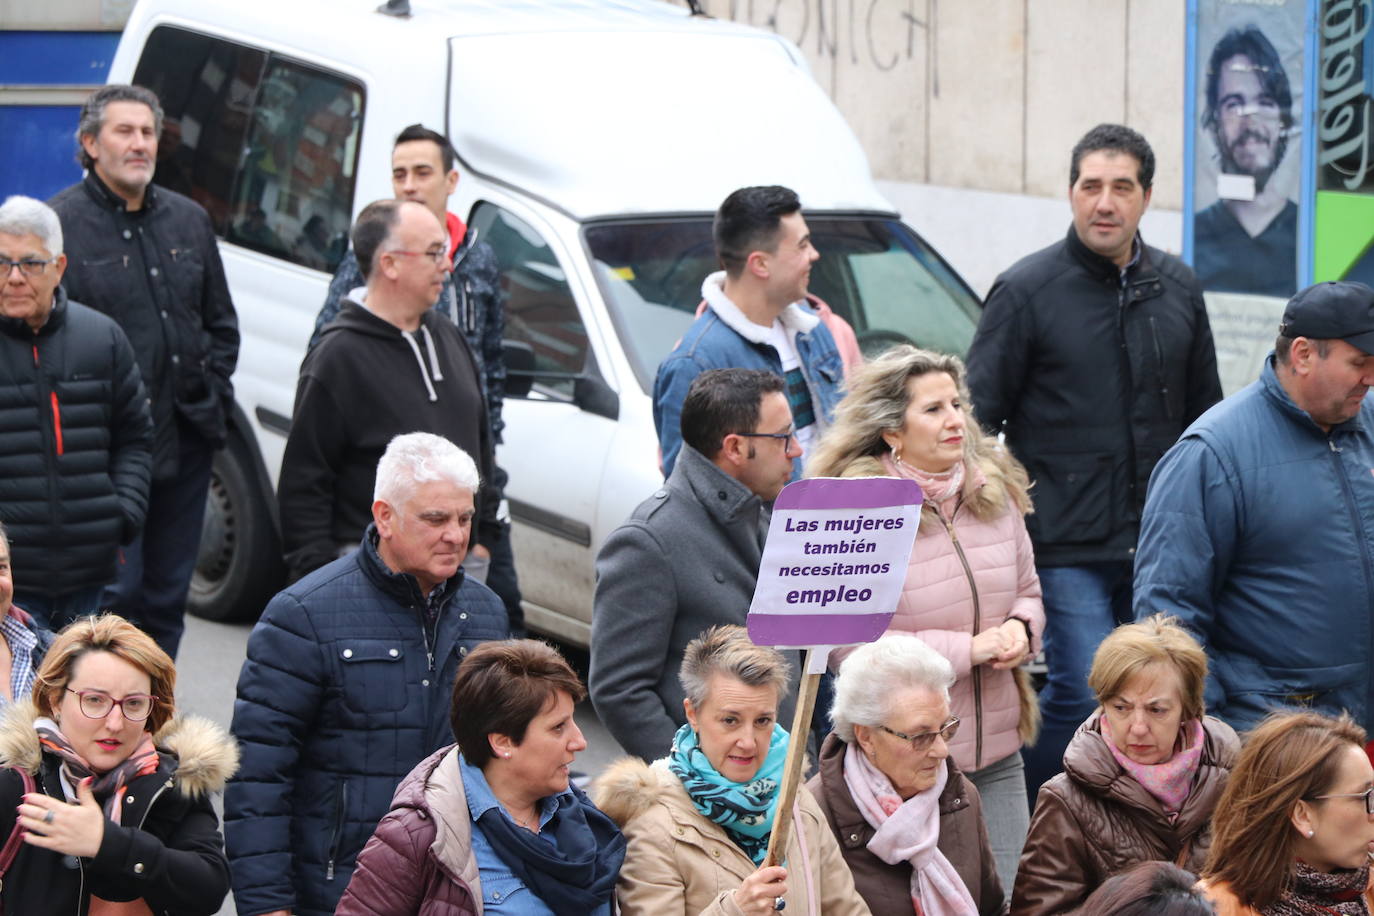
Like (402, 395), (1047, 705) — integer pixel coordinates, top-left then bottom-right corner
(590, 756), (679, 829)
(0, 700), (238, 798)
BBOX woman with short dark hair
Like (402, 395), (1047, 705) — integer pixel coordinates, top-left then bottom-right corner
(337, 639), (625, 915)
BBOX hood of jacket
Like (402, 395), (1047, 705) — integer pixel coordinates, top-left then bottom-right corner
(318, 298), (453, 403)
(1062, 711), (1239, 832)
(390, 745), (480, 891)
(592, 756), (674, 830)
(0, 699), (239, 797)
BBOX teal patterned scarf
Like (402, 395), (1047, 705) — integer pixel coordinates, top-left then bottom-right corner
(667, 721), (789, 865)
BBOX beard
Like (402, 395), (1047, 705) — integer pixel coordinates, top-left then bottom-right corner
(1217, 125), (1289, 194)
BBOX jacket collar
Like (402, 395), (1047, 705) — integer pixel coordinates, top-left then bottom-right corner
(0, 283), (67, 340)
(672, 444), (765, 527)
(1064, 225), (1155, 286)
(701, 270), (819, 344)
(1259, 353), (1367, 436)
(357, 523), (465, 609)
(82, 169), (157, 213)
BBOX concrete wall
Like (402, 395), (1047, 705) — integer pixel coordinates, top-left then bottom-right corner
(0, 0), (130, 29)
(676, 0), (1187, 210)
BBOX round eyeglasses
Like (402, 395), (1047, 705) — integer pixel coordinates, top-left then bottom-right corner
(65, 688), (157, 722)
(878, 716), (960, 752)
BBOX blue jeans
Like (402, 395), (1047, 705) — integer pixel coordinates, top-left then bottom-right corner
(13, 586), (105, 633)
(1022, 561), (1133, 801)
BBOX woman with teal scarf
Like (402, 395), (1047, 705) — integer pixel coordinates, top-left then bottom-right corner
(595, 625), (870, 916)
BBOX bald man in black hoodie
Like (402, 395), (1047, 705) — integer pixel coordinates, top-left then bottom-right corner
(278, 199), (498, 582)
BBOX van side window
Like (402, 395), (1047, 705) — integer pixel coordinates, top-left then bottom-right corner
(133, 26), (363, 273)
(470, 203), (589, 400)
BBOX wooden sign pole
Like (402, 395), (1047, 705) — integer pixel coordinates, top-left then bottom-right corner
(763, 648), (823, 868)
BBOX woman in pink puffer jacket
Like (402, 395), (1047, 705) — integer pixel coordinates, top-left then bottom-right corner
(809, 345), (1045, 894)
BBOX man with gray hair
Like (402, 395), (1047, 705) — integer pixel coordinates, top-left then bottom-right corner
(0, 194), (152, 627)
(277, 199), (498, 583)
(49, 83), (239, 659)
(226, 431), (508, 916)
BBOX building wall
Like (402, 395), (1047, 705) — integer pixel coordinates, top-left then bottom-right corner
(674, 0), (1187, 211)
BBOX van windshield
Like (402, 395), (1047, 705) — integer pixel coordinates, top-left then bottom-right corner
(583, 216), (981, 393)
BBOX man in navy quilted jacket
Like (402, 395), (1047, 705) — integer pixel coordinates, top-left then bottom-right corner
(224, 432), (509, 916)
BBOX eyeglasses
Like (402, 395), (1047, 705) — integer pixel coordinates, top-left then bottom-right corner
(1, 256), (58, 277)
(879, 716), (960, 752)
(65, 688), (157, 722)
(737, 427), (797, 444)
(386, 248), (449, 265)
(1310, 785), (1374, 816)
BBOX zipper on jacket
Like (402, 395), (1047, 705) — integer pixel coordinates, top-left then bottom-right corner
(49, 392), (64, 456)
(939, 504), (985, 770)
(1116, 285), (1141, 517)
(1327, 437), (1374, 715)
(1148, 316), (1174, 419)
(326, 778), (349, 881)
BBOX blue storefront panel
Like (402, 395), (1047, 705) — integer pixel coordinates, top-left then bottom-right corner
(0, 106), (85, 202)
(0, 31), (119, 84)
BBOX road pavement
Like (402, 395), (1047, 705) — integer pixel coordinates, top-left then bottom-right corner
(176, 613), (626, 916)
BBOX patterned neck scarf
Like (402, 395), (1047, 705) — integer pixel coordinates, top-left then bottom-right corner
(667, 721), (788, 865)
(1103, 718), (1206, 816)
(34, 716), (159, 824)
(1261, 863), (1370, 916)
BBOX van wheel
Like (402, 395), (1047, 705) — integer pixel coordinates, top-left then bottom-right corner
(189, 434), (283, 622)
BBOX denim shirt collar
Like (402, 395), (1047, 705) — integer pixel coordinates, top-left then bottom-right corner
(459, 753), (566, 829)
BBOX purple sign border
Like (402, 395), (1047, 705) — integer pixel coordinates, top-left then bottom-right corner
(773, 476), (923, 511)
(748, 612), (894, 647)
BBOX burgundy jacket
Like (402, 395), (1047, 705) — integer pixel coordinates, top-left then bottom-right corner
(805, 733), (1006, 916)
(335, 746), (480, 916)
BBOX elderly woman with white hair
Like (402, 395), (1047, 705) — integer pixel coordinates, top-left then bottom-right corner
(595, 625), (871, 916)
(806, 633), (1005, 916)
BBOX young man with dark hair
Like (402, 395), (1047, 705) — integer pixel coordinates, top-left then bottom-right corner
(653, 184), (845, 479)
(1194, 25), (1298, 296)
(48, 83), (239, 660)
(967, 123), (1223, 800)
(590, 368), (801, 762)
(311, 123), (523, 632)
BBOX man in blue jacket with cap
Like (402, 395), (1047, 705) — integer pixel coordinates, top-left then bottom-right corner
(1135, 281), (1374, 730)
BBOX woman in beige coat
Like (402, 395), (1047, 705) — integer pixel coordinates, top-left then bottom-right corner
(594, 625), (870, 916)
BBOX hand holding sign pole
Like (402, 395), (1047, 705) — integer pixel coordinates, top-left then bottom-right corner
(747, 477), (922, 868)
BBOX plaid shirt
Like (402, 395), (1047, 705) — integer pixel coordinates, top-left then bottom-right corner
(1, 611), (38, 706)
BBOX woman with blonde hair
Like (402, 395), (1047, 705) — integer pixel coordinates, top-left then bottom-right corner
(1200, 711), (1374, 915)
(810, 345), (1043, 890)
(1013, 615), (1238, 914)
(0, 614), (237, 914)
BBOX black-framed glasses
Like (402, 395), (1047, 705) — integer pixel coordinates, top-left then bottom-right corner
(879, 716), (960, 752)
(1311, 785), (1374, 816)
(65, 688), (157, 722)
(0, 256), (58, 277)
(386, 248), (449, 265)
(737, 427), (797, 444)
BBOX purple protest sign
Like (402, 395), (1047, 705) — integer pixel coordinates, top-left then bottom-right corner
(747, 477), (922, 648)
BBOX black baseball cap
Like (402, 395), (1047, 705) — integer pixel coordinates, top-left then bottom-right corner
(1280, 281), (1374, 355)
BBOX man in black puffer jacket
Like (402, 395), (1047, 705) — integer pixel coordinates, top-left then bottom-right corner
(966, 124), (1223, 800)
(0, 195), (152, 626)
(225, 431), (509, 916)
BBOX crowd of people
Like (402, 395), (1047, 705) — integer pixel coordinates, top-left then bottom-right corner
(2, 77), (1374, 916)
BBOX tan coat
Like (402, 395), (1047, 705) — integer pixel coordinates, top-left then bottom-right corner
(594, 758), (871, 916)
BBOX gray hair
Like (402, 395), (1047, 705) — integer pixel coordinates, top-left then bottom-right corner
(679, 625), (791, 710)
(77, 84), (165, 170)
(829, 633), (955, 743)
(373, 432), (479, 506)
(0, 196), (63, 256)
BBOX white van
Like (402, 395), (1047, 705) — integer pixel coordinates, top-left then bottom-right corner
(108, 0), (982, 646)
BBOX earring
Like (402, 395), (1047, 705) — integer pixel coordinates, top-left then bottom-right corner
(503, 752), (511, 758)
(1308, 830), (1315, 838)
(891, 444), (903, 465)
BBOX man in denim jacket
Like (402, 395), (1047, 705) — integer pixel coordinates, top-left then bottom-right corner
(654, 186), (844, 480)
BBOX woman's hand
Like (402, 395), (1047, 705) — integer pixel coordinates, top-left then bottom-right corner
(988, 619), (1031, 670)
(17, 777), (106, 858)
(733, 864), (788, 915)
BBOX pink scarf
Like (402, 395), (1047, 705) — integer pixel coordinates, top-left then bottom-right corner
(1103, 718), (1206, 816)
(842, 741), (978, 916)
(886, 454), (965, 518)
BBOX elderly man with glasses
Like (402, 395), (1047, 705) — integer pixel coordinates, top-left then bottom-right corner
(278, 199), (499, 584)
(0, 195), (152, 626)
(590, 367), (804, 762)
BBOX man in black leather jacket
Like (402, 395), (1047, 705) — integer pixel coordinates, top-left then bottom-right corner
(966, 124), (1222, 799)
(49, 84), (239, 659)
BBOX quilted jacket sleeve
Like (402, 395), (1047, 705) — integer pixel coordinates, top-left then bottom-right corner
(334, 809), (434, 916)
(1011, 782), (1092, 916)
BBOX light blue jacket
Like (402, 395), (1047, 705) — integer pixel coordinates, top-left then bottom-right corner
(1134, 355), (1374, 731)
(653, 273), (845, 478)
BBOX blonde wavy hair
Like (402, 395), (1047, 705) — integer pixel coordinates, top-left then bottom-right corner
(807, 345), (1032, 522)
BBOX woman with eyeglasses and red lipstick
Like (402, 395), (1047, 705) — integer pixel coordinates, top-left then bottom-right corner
(809, 345), (1045, 893)
(0, 614), (236, 915)
(1013, 616), (1239, 916)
